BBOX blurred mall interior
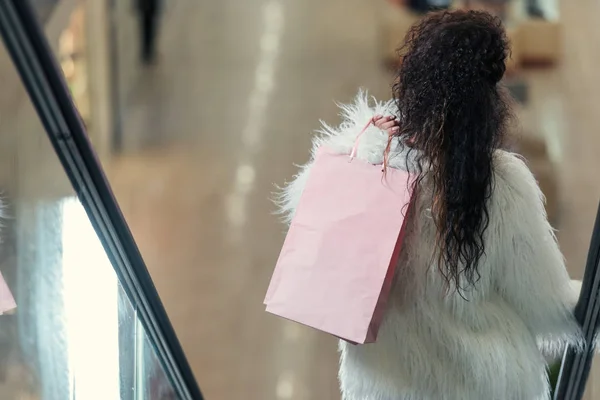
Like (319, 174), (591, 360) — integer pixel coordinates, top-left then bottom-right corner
(0, 0), (599, 398)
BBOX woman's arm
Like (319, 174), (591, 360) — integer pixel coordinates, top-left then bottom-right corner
(491, 152), (583, 356)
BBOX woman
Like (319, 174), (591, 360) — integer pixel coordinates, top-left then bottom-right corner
(278, 10), (582, 400)
(136, 0), (161, 64)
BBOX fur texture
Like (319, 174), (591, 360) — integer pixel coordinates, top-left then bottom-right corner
(276, 92), (583, 400)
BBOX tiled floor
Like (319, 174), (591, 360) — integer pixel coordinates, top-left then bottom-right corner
(105, 0), (600, 399)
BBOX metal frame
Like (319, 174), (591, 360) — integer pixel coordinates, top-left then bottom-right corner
(0, 1), (203, 399)
(554, 202), (600, 400)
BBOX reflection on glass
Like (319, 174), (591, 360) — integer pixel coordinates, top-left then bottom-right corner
(61, 198), (120, 400)
(29, 0), (60, 23)
(138, 321), (178, 400)
(15, 200), (71, 399)
(116, 278), (178, 400)
(10, 195), (124, 400)
(119, 283), (136, 400)
(0, 24), (179, 400)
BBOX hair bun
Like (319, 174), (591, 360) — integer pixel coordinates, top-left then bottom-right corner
(400, 10), (509, 86)
(473, 27), (508, 84)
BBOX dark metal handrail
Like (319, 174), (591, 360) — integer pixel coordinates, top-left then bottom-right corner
(554, 202), (600, 400)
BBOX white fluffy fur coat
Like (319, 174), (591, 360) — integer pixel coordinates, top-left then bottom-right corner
(277, 93), (583, 400)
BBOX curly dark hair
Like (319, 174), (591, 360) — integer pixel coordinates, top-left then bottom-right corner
(392, 10), (512, 292)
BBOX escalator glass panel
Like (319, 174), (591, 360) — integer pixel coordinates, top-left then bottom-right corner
(0, 1), (201, 399)
(0, 45), (181, 400)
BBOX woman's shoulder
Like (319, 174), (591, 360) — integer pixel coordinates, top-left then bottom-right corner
(493, 150), (540, 193)
(490, 149), (545, 214)
(493, 149), (532, 177)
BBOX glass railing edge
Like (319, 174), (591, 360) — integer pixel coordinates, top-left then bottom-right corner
(0, 2), (204, 399)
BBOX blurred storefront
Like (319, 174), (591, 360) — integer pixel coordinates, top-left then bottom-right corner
(33, 0), (143, 160)
(58, 5), (90, 130)
(55, 0), (115, 161)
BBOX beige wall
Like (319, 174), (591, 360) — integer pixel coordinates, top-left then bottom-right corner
(85, 0), (113, 162)
(113, 0), (141, 112)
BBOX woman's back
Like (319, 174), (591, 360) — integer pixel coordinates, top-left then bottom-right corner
(278, 92), (582, 399)
(339, 147), (581, 400)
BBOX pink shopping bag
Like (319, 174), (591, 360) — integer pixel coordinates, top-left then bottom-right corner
(265, 128), (413, 344)
(0, 270), (16, 315)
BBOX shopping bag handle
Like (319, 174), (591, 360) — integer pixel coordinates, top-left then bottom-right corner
(349, 118), (374, 161)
